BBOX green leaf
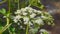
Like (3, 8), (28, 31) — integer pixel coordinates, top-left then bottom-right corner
(43, 32), (48, 34)
(0, 8), (6, 15)
(9, 27), (16, 34)
(29, 0), (44, 9)
(10, 27), (15, 32)
(2, 8), (6, 14)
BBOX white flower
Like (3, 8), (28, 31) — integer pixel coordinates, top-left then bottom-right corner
(3, 16), (6, 18)
(40, 29), (47, 32)
(28, 10), (33, 13)
(20, 26), (23, 29)
(41, 16), (46, 18)
(37, 10), (42, 14)
(40, 33), (43, 34)
(15, 15), (21, 20)
(29, 21), (33, 25)
(13, 15), (21, 23)
(33, 9), (37, 13)
(15, 10), (21, 14)
(17, 23), (20, 25)
(39, 29), (49, 34)
(35, 19), (44, 25)
(23, 17), (29, 22)
(25, 7), (32, 10)
(24, 21), (28, 24)
(23, 12), (27, 16)
(13, 19), (18, 23)
(30, 13), (36, 18)
(25, 7), (33, 13)
(12, 7), (54, 34)
(21, 8), (26, 12)
(25, 7), (29, 9)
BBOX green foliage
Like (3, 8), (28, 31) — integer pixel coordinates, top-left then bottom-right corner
(0, 8), (12, 34)
(29, 0), (44, 9)
(41, 12), (55, 26)
(9, 27), (15, 34)
(0, 25), (3, 30)
(43, 32), (48, 34)
(0, 8), (6, 15)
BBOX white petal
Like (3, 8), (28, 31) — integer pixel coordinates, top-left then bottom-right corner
(23, 12), (27, 15)
(20, 26), (23, 29)
(35, 19), (44, 25)
(13, 19), (18, 23)
(17, 23), (20, 25)
(30, 13), (36, 18)
(24, 21), (28, 24)
(15, 10), (21, 14)
(29, 21), (33, 25)
(37, 11), (42, 13)
(23, 17), (29, 22)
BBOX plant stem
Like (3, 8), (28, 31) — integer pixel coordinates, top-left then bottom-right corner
(6, 17), (9, 25)
(0, 23), (12, 34)
(26, 23), (29, 34)
(6, 0), (10, 25)
(18, 0), (19, 9)
(9, 0), (10, 13)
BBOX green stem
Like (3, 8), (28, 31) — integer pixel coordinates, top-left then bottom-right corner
(6, 17), (10, 25)
(0, 23), (12, 34)
(9, 0), (10, 13)
(18, 0), (20, 9)
(6, 0), (10, 25)
(26, 23), (29, 34)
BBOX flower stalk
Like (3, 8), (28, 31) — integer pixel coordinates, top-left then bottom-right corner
(18, 0), (20, 9)
(6, 17), (9, 25)
(6, 0), (10, 25)
(26, 23), (29, 34)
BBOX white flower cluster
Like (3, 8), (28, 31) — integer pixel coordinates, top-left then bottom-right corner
(13, 7), (54, 28)
(13, 7), (44, 25)
(40, 29), (50, 34)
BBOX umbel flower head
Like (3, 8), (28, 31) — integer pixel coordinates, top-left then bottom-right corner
(13, 7), (54, 28)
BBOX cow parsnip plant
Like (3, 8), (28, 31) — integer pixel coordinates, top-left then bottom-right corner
(12, 7), (54, 34)
(0, 8), (53, 34)
(0, 0), (54, 34)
